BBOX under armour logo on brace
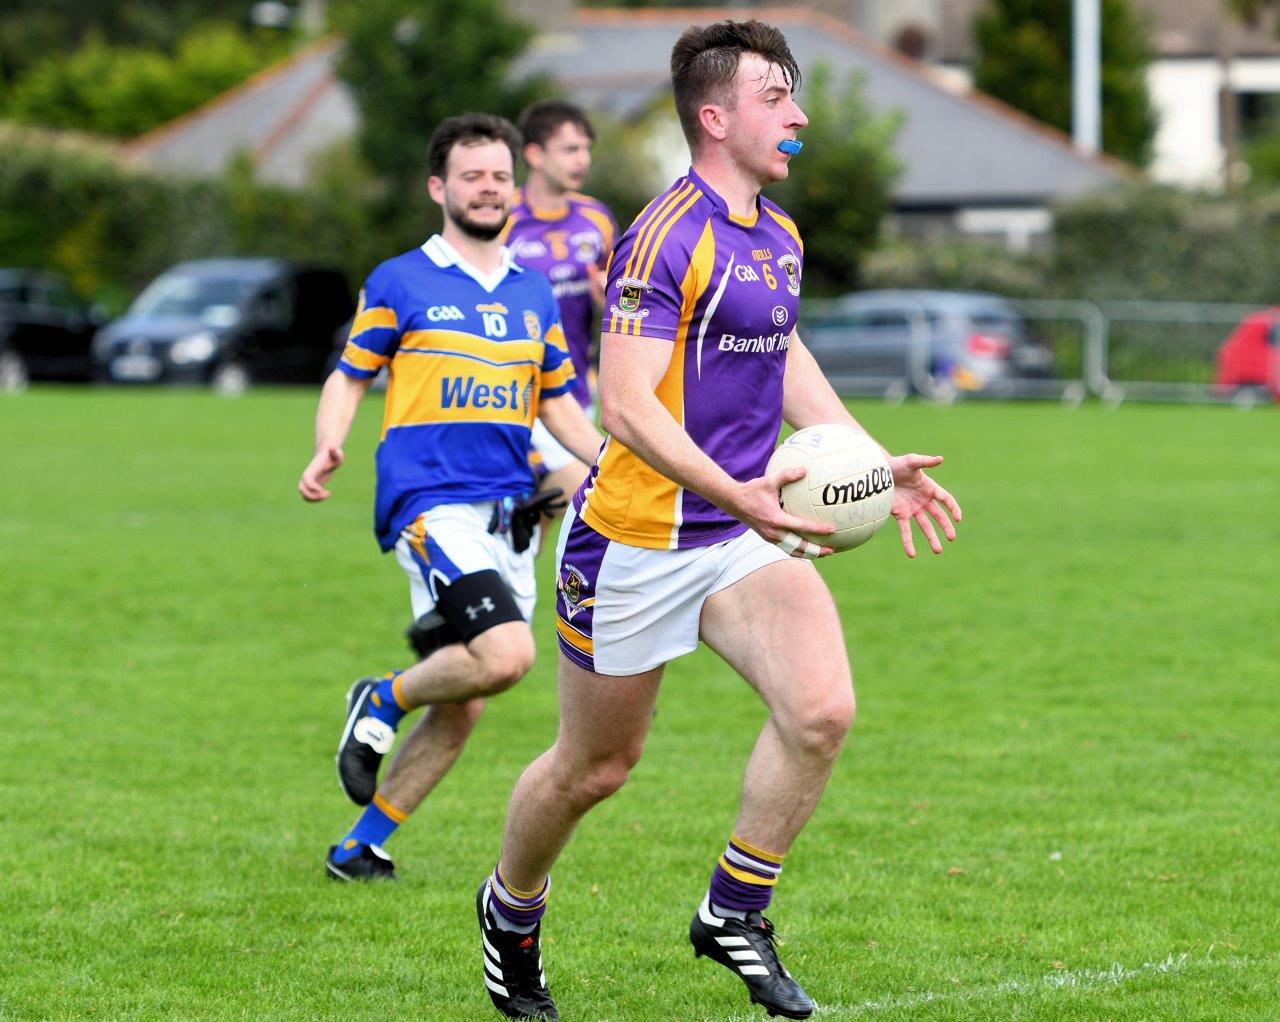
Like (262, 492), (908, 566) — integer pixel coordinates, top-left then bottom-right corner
(466, 598), (496, 621)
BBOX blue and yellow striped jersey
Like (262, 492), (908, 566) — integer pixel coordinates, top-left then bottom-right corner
(338, 235), (576, 551)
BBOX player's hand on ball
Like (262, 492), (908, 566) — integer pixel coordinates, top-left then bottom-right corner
(298, 446), (345, 502)
(735, 465), (835, 559)
(887, 453), (962, 558)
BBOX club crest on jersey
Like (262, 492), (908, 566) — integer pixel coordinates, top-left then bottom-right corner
(559, 563), (593, 619)
(612, 277), (651, 319)
(777, 254), (801, 297)
(523, 311), (541, 341)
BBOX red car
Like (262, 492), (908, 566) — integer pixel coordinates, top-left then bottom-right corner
(1216, 309), (1279, 398)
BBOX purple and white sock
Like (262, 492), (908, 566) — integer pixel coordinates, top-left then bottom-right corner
(708, 834), (784, 918)
(488, 865), (550, 933)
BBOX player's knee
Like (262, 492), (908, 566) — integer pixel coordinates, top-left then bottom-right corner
(572, 757), (633, 807)
(475, 634), (535, 696)
(790, 691), (856, 757)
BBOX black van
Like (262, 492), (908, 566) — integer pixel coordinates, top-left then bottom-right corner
(0, 269), (107, 390)
(92, 259), (355, 394)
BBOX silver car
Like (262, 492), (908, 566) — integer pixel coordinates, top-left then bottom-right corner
(801, 289), (1054, 395)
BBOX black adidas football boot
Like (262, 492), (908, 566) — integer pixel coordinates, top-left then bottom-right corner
(324, 843), (396, 882)
(336, 677), (395, 805)
(690, 896), (815, 1019)
(476, 880), (558, 1020)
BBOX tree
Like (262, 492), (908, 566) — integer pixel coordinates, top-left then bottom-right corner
(0, 2), (257, 90)
(2, 25), (284, 138)
(334, 0), (547, 202)
(766, 63), (901, 296)
(972, 0), (1157, 166)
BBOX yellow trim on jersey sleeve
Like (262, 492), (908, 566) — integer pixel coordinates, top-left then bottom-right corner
(631, 189), (704, 335)
(544, 322), (569, 355)
(579, 205), (615, 254)
(540, 360), (576, 393)
(619, 182), (695, 289)
(351, 306), (397, 338)
(583, 219), (717, 547)
(764, 206), (804, 254)
(340, 341), (390, 372)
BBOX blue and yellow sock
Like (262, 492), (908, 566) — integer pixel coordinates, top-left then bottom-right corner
(331, 794), (407, 863)
(367, 671), (409, 728)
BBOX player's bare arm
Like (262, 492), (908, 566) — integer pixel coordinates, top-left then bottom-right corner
(599, 329), (834, 551)
(298, 369), (372, 501)
(782, 329), (962, 557)
(536, 392), (604, 466)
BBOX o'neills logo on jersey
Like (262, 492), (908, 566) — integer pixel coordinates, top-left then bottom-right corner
(718, 332), (791, 353)
(822, 467), (893, 506)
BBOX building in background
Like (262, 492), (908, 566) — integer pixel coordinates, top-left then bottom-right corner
(861, 0), (1280, 189)
(127, 5), (1121, 251)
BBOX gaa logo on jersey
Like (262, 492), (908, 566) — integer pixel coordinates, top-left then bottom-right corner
(777, 254), (801, 297)
(523, 310), (541, 341)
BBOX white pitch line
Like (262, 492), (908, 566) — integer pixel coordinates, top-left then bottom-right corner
(698, 950), (1253, 1022)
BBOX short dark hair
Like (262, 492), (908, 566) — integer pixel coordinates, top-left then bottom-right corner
(517, 100), (597, 149)
(670, 20), (801, 151)
(427, 113), (521, 179)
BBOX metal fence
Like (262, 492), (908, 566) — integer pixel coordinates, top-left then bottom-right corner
(799, 297), (1277, 405)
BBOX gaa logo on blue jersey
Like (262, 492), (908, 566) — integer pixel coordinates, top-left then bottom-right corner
(426, 304), (466, 322)
(441, 376), (523, 411)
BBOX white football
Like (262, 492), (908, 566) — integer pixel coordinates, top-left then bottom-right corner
(766, 424), (895, 552)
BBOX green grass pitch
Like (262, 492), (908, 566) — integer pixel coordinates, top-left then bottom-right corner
(1, 388), (1276, 1020)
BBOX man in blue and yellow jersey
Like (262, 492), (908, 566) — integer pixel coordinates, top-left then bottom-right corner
(477, 22), (962, 1021)
(502, 100), (618, 509)
(298, 113), (602, 883)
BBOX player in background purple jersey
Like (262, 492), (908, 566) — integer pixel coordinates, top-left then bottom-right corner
(502, 101), (618, 526)
(476, 21), (962, 1022)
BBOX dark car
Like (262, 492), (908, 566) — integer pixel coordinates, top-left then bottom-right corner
(92, 259), (355, 394)
(0, 269), (107, 391)
(801, 289), (1055, 395)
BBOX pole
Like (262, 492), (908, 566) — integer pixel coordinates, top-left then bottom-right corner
(1073, 0), (1101, 154)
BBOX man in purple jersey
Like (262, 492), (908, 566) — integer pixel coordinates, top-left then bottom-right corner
(503, 101), (618, 512)
(475, 21), (962, 1021)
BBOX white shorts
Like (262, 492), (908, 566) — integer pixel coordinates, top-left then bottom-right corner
(530, 402), (596, 476)
(552, 503), (789, 676)
(394, 501), (537, 623)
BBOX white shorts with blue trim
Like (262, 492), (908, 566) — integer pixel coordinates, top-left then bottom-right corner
(394, 501), (537, 622)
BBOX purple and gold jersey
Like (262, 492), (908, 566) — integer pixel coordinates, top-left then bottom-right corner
(337, 235), (576, 551)
(501, 190), (616, 407)
(577, 167), (804, 550)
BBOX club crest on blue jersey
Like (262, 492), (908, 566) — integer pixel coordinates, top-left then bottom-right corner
(523, 310), (541, 341)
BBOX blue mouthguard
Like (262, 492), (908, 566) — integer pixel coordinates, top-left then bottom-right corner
(777, 139), (803, 155)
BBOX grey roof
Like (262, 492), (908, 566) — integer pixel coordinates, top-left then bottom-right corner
(126, 7), (1121, 208)
(126, 37), (357, 186)
(519, 8), (1122, 208)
